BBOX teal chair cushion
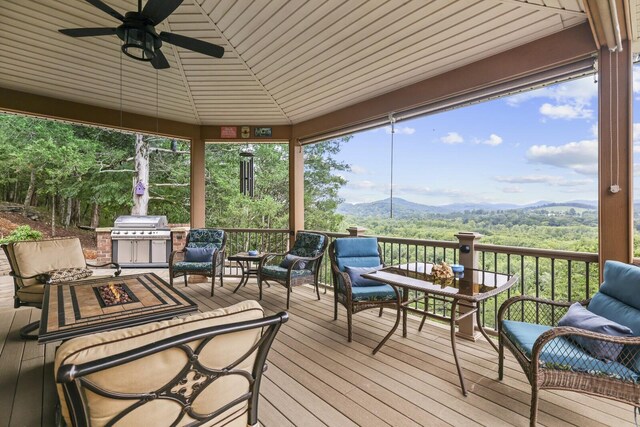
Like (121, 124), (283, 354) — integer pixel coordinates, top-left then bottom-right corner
(187, 229), (224, 250)
(334, 237), (381, 272)
(600, 260), (640, 311)
(351, 285), (398, 302)
(502, 320), (639, 382)
(261, 265), (312, 280)
(173, 261), (212, 272)
(290, 232), (326, 258)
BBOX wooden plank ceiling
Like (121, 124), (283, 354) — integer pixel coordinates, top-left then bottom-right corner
(0, 0), (587, 126)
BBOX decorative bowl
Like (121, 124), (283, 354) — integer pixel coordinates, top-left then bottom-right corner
(451, 264), (464, 274)
(248, 250), (259, 256)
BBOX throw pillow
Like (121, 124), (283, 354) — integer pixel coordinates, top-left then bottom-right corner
(280, 254), (307, 270)
(345, 265), (384, 287)
(38, 267), (93, 284)
(184, 247), (215, 263)
(558, 302), (633, 361)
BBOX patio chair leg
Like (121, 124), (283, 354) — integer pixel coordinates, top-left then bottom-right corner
(20, 321), (39, 340)
(378, 307), (383, 317)
(498, 338), (504, 381)
(286, 287), (291, 309)
(315, 281), (321, 301)
(220, 270), (224, 287)
(530, 386), (539, 427)
(347, 308), (353, 342)
(334, 298), (338, 320)
(210, 277), (215, 297)
(184, 275), (188, 287)
(169, 275), (173, 287)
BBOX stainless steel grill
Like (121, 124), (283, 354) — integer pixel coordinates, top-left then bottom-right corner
(111, 215), (172, 267)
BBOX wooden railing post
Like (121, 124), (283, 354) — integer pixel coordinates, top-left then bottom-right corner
(456, 232), (482, 341)
(347, 226), (367, 237)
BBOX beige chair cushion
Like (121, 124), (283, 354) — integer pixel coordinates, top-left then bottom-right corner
(9, 238), (86, 288)
(55, 300), (265, 427)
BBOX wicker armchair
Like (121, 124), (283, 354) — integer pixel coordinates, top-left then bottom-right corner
(328, 237), (403, 353)
(169, 228), (227, 297)
(498, 260), (640, 426)
(258, 231), (328, 309)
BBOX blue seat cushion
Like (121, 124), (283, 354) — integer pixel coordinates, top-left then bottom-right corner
(334, 237), (381, 272)
(173, 261), (212, 272)
(502, 320), (639, 382)
(351, 285), (399, 302)
(345, 265), (384, 287)
(261, 265), (312, 280)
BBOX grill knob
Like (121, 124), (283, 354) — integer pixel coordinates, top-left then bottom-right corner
(124, 231), (128, 234)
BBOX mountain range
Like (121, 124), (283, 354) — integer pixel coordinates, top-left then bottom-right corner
(337, 197), (599, 218)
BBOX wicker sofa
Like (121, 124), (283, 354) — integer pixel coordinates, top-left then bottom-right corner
(55, 300), (288, 427)
(498, 260), (640, 426)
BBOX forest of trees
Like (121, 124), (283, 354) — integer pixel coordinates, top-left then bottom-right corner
(0, 114), (349, 233)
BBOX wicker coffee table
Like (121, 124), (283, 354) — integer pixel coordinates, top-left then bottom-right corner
(38, 272), (198, 343)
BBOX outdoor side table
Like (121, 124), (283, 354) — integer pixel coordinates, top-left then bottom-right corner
(363, 263), (518, 396)
(228, 252), (265, 298)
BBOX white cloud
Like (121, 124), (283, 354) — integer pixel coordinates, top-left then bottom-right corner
(440, 132), (464, 144)
(539, 103), (593, 120)
(350, 165), (368, 175)
(347, 180), (376, 189)
(507, 77), (598, 107)
(633, 123), (640, 153)
(494, 175), (593, 187)
(526, 139), (598, 175)
(475, 134), (503, 146)
(385, 126), (416, 135)
(503, 186), (524, 193)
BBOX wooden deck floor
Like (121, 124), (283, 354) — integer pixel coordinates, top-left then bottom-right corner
(0, 270), (635, 427)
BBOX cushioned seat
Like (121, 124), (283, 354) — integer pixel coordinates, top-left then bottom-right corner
(351, 285), (399, 302)
(260, 265), (312, 280)
(172, 261), (212, 271)
(498, 260), (640, 426)
(169, 228), (227, 297)
(55, 300), (288, 427)
(258, 231), (328, 309)
(2, 237), (120, 340)
(502, 320), (639, 382)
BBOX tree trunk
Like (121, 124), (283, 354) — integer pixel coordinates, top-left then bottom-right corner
(131, 133), (150, 216)
(12, 181), (18, 202)
(71, 199), (81, 226)
(23, 169), (36, 216)
(64, 197), (72, 228)
(51, 195), (56, 237)
(90, 203), (100, 229)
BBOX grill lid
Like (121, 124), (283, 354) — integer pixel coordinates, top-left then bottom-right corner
(113, 215), (169, 230)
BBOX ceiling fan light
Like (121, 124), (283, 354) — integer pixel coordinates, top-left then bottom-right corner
(121, 27), (155, 61)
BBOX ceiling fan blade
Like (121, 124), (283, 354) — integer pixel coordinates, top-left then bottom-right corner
(59, 27), (117, 37)
(159, 32), (224, 58)
(151, 49), (170, 69)
(84, 0), (124, 21)
(142, 0), (183, 25)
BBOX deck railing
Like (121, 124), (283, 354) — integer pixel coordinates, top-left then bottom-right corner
(218, 228), (599, 332)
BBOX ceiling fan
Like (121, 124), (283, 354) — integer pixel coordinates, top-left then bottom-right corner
(59, 0), (224, 69)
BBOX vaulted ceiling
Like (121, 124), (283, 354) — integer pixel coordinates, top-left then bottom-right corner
(0, 0), (590, 126)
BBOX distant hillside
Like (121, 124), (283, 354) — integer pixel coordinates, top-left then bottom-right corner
(337, 197), (598, 218)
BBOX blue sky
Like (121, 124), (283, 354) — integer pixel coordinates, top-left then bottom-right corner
(335, 67), (640, 206)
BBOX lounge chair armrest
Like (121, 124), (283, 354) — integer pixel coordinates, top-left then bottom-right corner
(260, 252), (287, 268)
(498, 295), (590, 326)
(86, 262), (121, 276)
(169, 249), (186, 265)
(10, 271), (49, 281)
(531, 326), (640, 370)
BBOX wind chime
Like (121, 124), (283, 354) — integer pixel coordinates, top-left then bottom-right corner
(240, 150), (255, 197)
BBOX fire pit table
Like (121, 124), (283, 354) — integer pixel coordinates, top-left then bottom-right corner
(38, 273), (198, 343)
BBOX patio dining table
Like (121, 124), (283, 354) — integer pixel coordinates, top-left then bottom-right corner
(362, 263), (518, 396)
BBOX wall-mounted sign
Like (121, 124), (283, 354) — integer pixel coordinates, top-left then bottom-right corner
(134, 182), (146, 196)
(254, 127), (272, 137)
(221, 126), (238, 138)
(241, 126), (250, 138)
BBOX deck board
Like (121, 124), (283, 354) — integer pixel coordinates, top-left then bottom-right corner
(0, 269), (634, 426)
